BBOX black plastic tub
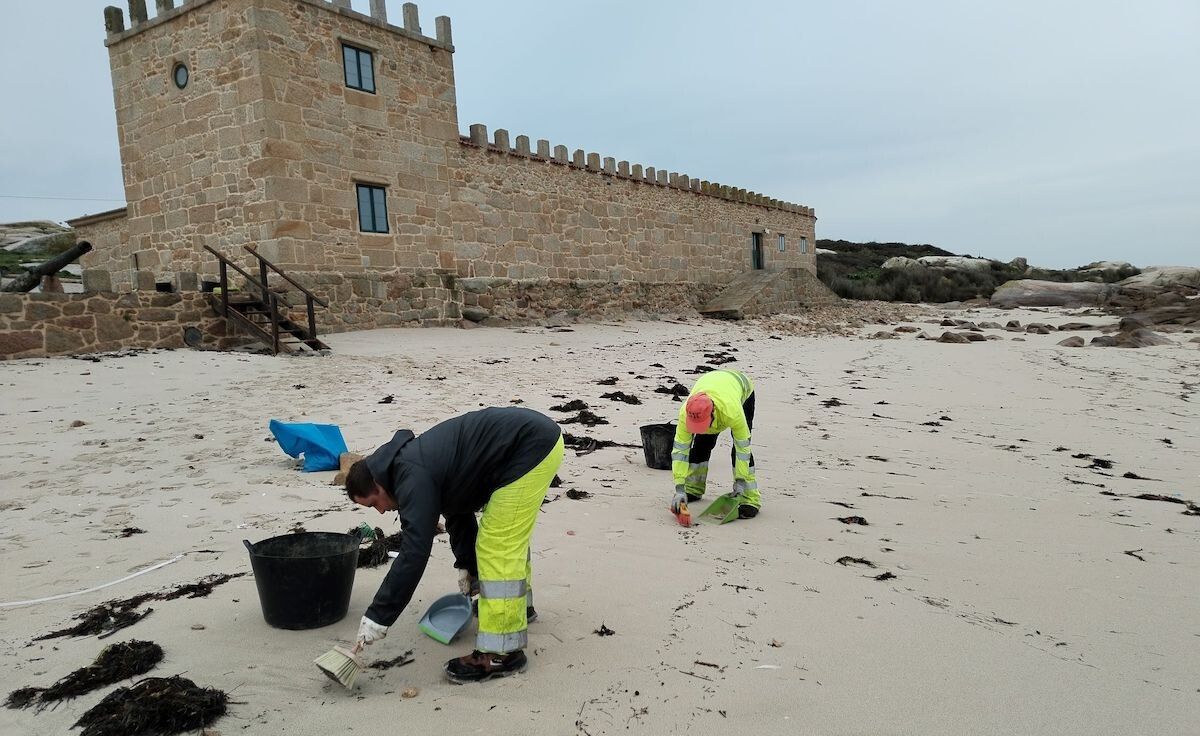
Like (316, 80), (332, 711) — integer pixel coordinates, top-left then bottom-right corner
(244, 532), (360, 630)
(639, 423), (676, 470)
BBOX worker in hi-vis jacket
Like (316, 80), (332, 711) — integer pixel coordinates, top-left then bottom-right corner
(669, 369), (760, 519)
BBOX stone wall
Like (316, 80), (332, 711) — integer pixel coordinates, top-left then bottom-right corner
(72, 208), (130, 291)
(739, 268), (840, 317)
(0, 291), (244, 360)
(448, 141), (816, 282)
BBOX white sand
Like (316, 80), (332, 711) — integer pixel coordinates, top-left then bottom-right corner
(1, 307), (1197, 735)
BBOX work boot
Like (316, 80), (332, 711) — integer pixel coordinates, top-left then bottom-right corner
(738, 504), (759, 519)
(445, 649), (527, 684)
(686, 492), (704, 503)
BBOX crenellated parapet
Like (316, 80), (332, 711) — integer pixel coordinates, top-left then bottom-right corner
(459, 123), (814, 217)
(102, 0), (453, 51)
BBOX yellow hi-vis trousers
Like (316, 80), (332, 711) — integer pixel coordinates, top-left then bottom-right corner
(476, 434), (563, 653)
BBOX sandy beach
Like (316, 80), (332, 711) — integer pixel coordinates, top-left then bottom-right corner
(1, 306), (1197, 735)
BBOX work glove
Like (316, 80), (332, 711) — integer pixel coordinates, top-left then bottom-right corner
(670, 486), (688, 514)
(731, 479), (749, 498)
(457, 568), (478, 597)
(356, 615), (388, 647)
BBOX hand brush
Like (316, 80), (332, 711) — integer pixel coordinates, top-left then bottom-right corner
(313, 644), (365, 689)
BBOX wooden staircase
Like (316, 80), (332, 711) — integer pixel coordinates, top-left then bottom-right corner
(203, 245), (330, 355)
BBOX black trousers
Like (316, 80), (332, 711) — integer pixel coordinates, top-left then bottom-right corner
(687, 392), (755, 468)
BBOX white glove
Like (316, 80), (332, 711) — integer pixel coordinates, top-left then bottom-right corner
(457, 568), (478, 597)
(731, 479), (748, 497)
(670, 487), (688, 514)
(356, 615), (388, 646)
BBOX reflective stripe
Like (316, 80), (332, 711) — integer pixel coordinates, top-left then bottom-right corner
(477, 629), (528, 654)
(479, 579), (527, 599)
(671, 452), (689, 462)
(739, 481), (758, 491)
(733, 438), (751, 449)
(673, 442), (690, 452)
(735, 452), (752, 462)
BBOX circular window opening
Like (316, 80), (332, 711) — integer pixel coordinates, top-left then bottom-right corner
(173, 63), (189, 89)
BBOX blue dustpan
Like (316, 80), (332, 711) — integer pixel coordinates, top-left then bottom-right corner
(418, 593), (472, 644)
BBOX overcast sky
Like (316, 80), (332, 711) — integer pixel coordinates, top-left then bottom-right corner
(1, 0), (1196, 268)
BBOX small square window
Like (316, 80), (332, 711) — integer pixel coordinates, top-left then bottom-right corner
(356, 183), (389, 233)
(800, 236), (808, 254)
(342, 43), (375, 93)
(778, 233), (786, 252)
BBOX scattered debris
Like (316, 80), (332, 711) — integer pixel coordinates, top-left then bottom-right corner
(1122, 471), (1160, 481)
(561, 432), (640, 456)
(681, 365), (715, 375)
(549, 399), (588, 412)
(6, 640), (164, 710)
(595, 377), (619, 386)
(694, 660), (721, 668)
(835, 556), (876, 568)
(565, 489), (592, 500)
(873, 571), (896, 581)
(836, 516), (868, 525)
(557, 410), (609, 427)
(768, 640), (784, 648)
(369, 650), (415, 670)
(72, 676), (228, 736)
(118, 528), (146, 538)
(826, 501), (856, 509)
(401, 687), (419, 698)
(1123, 549), (1146, 562)
(860, 492), (915, 500)
(865, 455), (889, 462)
(820, 398), (845, 408)
(703, 351), (737, 366)
(378, 395), (394, 404)
(653, 383), (689, 399)
(593, 624), (616, 637)
(600, 391), (642, 405)
(70, 420), (87, 428)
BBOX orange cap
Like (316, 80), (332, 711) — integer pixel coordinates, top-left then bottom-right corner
(685, 392), (714, 434)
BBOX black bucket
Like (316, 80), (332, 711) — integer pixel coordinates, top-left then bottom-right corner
(244, 532), (360, 630)
(640, 422), (676, 470)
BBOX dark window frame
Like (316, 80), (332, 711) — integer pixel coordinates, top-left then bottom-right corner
(778, 233), (786, 252)
(356, 183), (389, 234)
(342, 43), (376, 94)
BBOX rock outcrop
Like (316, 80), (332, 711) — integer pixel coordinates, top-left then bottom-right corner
(991, 280), (1115, 308)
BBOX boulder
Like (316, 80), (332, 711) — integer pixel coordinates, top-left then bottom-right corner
(1078, 261), (1136, 278)
(978, 321), (1003, 329)
(1116, 328), (1174, 348)
(869, 330), (897, 340)
(990, 280), (1115, 308)
(1057, 336), (1086, 347)
(1057, 322), (1095, 331)
(936, 331), (971, 344)
(1117, 266), (1200, 292)
(1009, 257), (1029, 272)
(917, 256), (995, 272)
(881, 256), (926, 272)
(893, 325), (920, 333)
(461, 306), (491, 323)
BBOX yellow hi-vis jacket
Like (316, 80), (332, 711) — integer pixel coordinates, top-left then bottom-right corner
(671, 369), (756, 488)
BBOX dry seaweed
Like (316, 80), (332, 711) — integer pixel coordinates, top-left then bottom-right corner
(836, 516), (869, 525)
(7, 640), (165, 710)
(653, 383), (689, 398)
(72, 676), (228, 736)
(557, 410), (609, 427)
(599, 391), (642, 405)
(369, 650), (415, 670)
(562, 432), (641, 457)
(354, 526), (404, 569)
(4, 687), (43, 710)
(836, 556), (876, 568)
(565, 489), (592, 500)
(34, 575), (245, 641)
(549, 399), (589, 412)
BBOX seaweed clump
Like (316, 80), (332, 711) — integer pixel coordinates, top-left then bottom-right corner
(5, 640), (164, 710)
(72, 675), (228, 736)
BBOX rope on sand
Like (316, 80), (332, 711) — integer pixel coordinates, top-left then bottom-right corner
(0, 554), (185, 608)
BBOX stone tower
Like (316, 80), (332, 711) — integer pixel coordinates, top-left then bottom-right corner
(99, 0), (456, 286)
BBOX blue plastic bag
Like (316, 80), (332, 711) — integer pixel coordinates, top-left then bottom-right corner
(268, 420), (349, 472)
